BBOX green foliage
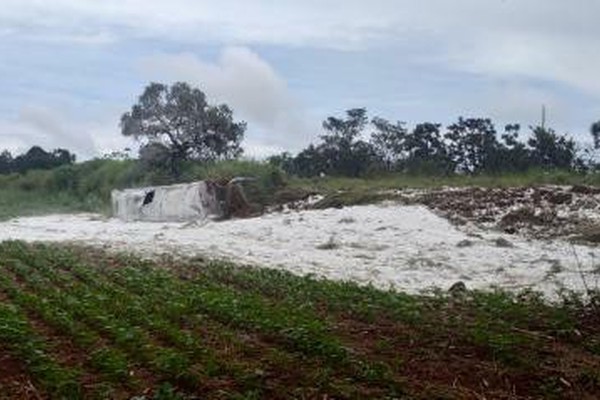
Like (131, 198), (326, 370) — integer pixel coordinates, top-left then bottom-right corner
(121, 82), (245, 174)
(0, 159), (138, 219)
(590, 120), (600, 149)
(285, 108), (378, 177)
(0, 242), (598, 398)
(0, 146), (75, 174)
(4, 155), (592, 221)
(151, 383), (186, 400)
(528, 126), (577, 169)
(370, 117), (407, 171)
(288, 168), (595, 198)
(278, 110), (584, 178)
(445, 117), (498, 173)
(180, 159), (286, 206)
(0, 297), (83, 398)
(0, 158), (285, 219)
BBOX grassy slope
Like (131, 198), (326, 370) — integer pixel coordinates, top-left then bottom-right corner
(0, 242), (598, 399)
(270, 169), (600, 210)
(290, 169), (600, 194)
(0, 159), (285, 220)
(3, 158), (600, 221)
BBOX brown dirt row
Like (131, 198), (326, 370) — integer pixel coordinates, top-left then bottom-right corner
(0, 346), (43, 400)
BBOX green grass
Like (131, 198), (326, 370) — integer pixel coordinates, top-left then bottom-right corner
(0, 300), (83, 399)
(0, 158), (285, 220)
(290, 168), (600, 193)
(0, 189), (86, 221)
(2, 157), (600, 221)
(0, 159), (139, 220)
(0, 241), (598, 399)
(275, 169), (600, 209)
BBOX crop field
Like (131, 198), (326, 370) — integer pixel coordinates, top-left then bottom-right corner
(0, 241), (598, 399)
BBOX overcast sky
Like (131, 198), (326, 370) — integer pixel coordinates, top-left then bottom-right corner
(1, 0), (599, 159)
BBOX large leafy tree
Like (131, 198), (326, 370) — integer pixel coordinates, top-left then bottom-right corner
(445, 117), (499, 174)
(319, 108), (376, 176)
(403, 122), (452, 174)
(0, 150), (13, 174)
(528, 126), (576, 169)
(497, 124), (531, 173)
(120, 82), (246, 170)
(11, 146), (75, 173)
(293, 145), (330, 177)
(371, 117), (407, 171)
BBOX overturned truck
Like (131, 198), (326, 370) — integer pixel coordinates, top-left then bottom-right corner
(111, 179), (252, 222)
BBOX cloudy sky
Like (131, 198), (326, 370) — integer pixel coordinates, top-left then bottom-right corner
(1, 0), (599, 159)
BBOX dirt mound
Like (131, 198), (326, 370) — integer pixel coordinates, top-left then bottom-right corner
(414, 185), (600, 240)
(268, 184), (600, 242)
(570, 184), (600, 195)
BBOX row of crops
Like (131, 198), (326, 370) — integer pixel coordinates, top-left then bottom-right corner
(0, 241), (407, 399)
(0, 240), (598, 399)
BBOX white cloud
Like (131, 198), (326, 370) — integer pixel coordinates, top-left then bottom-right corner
(0, 0), (400, 50)
(481, 84), (568, 128)
(19, 106), (96, 154)
(0, 106), (133, 159)
(21, 31), (117, 45)
(140, 47), (318, 155)
(402, 1), (600, 98)
(442, 32), (600, 96)
(2, 1), (599, 96)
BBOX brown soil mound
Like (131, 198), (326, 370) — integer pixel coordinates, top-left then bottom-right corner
(413, 185), (600, 241)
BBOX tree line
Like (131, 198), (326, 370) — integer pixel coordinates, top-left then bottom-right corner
(120, 82), (594, 179)
(269, 108), (593, 177)
(0, 146), (75, 174)
(2, 82), (599, 179)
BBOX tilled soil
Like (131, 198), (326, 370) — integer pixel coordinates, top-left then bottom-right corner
(0, 347), (42, 400)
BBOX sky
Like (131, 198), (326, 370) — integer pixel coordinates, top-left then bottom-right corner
(1, 0), (599, 159)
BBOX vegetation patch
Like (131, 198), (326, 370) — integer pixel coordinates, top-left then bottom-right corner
(0, 241), (598, 399)
(311, 191), (395, 209)
(315, 236), (341, 250)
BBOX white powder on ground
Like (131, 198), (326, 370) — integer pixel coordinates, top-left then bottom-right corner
(1, 203), (598, 298)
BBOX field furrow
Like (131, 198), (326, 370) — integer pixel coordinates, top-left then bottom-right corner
(0, 241), (598, 399)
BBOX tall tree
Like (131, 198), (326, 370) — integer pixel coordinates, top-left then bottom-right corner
(371, 117), (407, 171)
(591, 120), (600, 149)
(403, 122), (451, 174)
(320, 108), (374, 176)
(0, 150), (13, 174)
(497, 124), (531, 172)
(445, 117), (499, 174)
(120, 82), (246, 172)
(528, 126), (576, 169)
(293, 145), (330, 177)
(321, 108), (368, 147)
(51, 149), (76, 166)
